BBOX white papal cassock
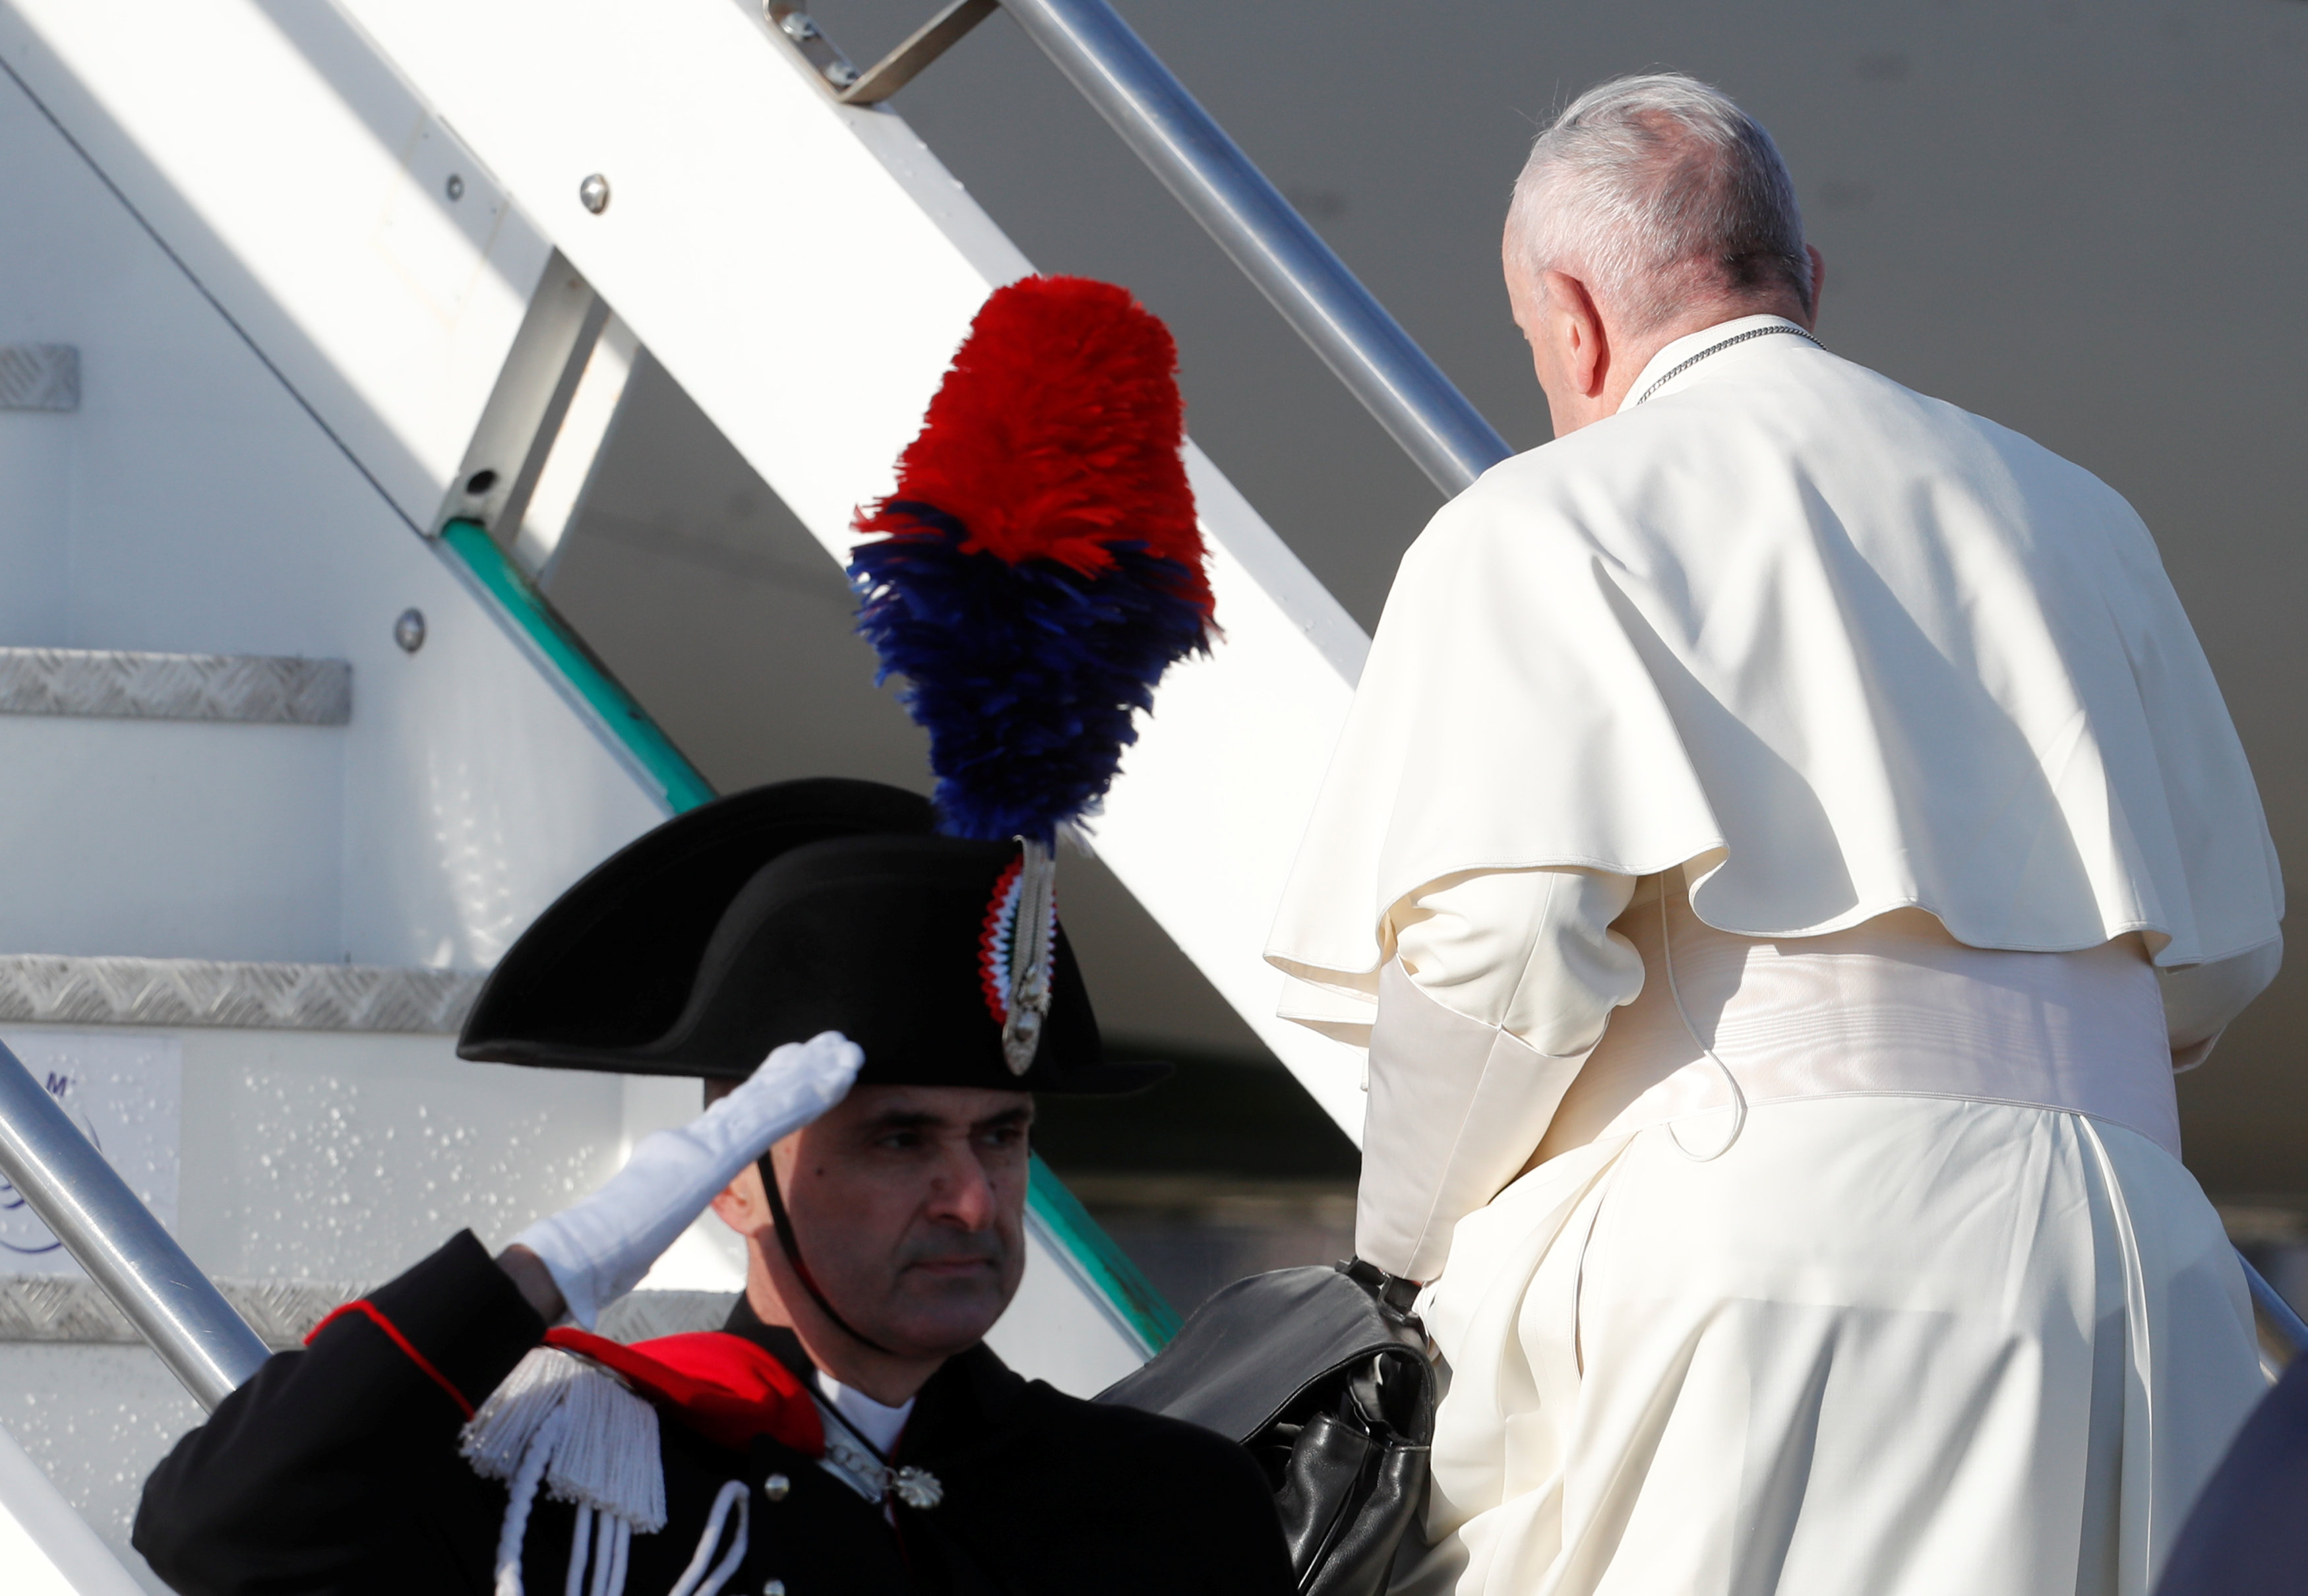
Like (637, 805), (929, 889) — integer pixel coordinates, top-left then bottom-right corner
(1265, 316), (2284, 1595)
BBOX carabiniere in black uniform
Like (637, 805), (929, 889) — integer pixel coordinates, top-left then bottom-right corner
(133, 781), (1296, 1596)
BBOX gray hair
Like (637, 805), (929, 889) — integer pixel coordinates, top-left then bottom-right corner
(1505, 73), (1811, 334)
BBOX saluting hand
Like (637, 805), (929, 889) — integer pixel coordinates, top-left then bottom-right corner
(502, 1032), (864, 1327)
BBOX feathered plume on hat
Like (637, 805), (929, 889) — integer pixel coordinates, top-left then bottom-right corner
(848, 275), (1214, 1073)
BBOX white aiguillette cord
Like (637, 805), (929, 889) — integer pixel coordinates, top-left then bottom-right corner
(464, 1346), (746, 1596)
(1660, 883), (1749, 1162)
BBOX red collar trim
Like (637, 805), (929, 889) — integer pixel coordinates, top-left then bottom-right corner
(545, 1327), (824, 1456)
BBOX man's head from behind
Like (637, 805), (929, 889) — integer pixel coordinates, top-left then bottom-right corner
(1505, 73), (1823, 431)
(711, 1082), (1032, 1401)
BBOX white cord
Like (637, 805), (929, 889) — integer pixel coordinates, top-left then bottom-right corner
(588, 1511), (622, 1596)
(604, 1519), (631, 1596)
(564, 1504), (592, 1596)
(499, 1425), (739, 1596)
(475, 1355), (659, 1596)
(493, 1407), (567, 1596)
(690, 1516), (742, 1596)
(1660, 882), (1748, 1162)
(665, 1481), (749, 1596)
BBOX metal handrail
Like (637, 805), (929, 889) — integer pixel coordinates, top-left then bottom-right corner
(996, 0), (1513, 497)
(0, 1041), (268, 1409)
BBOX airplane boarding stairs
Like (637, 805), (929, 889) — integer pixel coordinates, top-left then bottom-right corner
(0, 3), (2299, 1591)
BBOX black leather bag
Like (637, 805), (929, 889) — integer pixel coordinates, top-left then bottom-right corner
(1097, 1263), (1434, 1596)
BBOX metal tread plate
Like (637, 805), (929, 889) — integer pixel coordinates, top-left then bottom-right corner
(0, 955), (481, 1031)
(0, 647), (351, 725)
(0, 1277), (732, 1350)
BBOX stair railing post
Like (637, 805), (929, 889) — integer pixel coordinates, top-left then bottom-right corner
(0, 1041), (268, 1409)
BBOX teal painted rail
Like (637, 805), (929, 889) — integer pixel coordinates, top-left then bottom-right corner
(440, 519), (715, 812)
(1028, 1153), (1180, 1349)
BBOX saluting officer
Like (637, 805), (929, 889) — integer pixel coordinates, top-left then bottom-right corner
(133, 778), (1295, 1596)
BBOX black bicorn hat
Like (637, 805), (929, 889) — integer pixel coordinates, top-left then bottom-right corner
(457, 778), (1165, 1095)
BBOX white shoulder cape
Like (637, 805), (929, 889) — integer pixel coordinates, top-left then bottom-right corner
(1267, 320), (2282, 1012)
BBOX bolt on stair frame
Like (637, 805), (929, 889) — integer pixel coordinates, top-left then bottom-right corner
(0, 1040), (267, 1409)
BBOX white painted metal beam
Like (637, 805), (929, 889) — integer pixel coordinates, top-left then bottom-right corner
(0, 1423), (142, 1596)
(326, 0), (1376, 1136)
(0, 0), (550, 532)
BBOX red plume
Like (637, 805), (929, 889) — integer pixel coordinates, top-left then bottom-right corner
(856, 275), (1211, 616)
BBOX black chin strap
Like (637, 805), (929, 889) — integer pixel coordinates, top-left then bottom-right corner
(758, 1156), (897, 1357)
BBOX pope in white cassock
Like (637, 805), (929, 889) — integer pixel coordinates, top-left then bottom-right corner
(1265, 73), (2284, 1596)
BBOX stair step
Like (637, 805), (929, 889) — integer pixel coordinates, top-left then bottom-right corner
(0, 1279), (721, 1351)
(0, 956), (481, 1031)
(0, 1276), (349, 1351)
(0, 648), (351, 725)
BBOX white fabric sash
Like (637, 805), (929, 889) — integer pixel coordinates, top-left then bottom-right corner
(1536, 884), (2183, 1163)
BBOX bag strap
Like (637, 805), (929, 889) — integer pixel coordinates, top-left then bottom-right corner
(1340, 1257), (1422, 1318)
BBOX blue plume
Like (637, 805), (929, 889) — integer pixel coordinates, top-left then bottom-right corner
(849, 507), (1211, 844)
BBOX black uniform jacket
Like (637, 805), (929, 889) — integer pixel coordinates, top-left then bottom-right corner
(133, 1231), (1294, 1596)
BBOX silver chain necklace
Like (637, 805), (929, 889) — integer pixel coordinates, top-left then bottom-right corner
(1633, 322), (1823, 408)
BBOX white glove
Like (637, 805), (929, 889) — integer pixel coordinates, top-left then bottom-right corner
(513, 1031), (863, 1327)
